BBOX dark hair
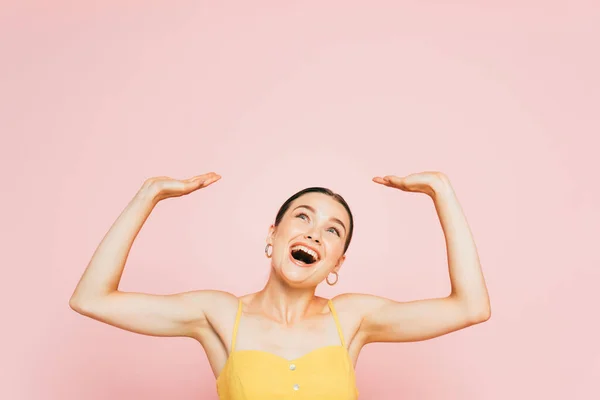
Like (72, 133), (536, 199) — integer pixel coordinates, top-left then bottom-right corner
(274, 187), (354, 253)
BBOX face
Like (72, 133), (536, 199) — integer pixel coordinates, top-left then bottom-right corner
(267, 192), (350, 288)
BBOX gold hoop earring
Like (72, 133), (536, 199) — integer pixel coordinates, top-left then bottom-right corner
(326, 271), (338, 286)
(265, 244), (273, 258)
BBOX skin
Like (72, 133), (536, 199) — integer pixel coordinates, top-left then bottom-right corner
(69, 171), (491, 379)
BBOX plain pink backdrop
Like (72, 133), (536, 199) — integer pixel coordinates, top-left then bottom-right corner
(1, 1), (599, 399)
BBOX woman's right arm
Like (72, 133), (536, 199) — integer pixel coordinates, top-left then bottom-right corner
(69, 172), (230, 338)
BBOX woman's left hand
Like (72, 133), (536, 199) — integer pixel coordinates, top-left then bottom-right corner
(373, 171), (450, 198)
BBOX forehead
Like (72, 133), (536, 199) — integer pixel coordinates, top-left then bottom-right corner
(287, 192), (350, 225)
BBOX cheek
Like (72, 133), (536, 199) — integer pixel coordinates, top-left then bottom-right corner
(277, 220), (306, 238)
(272, 224), (298, 252)
(324, 235), (345, 256)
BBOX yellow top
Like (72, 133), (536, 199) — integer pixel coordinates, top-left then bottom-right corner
(216, 299), (359, 399)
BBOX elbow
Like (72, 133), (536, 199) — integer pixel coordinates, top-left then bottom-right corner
(472, 307), (491, 324)
(69, 293), (103, 316)
(453, 291), (491, 325)
(455, 294), (491, 325)
(69, 295), (88, 315)
(69, 285), (114, 315)
(468, 303), (491, 324)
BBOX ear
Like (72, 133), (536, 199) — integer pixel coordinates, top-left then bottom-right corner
(333, 254), (346, 273)
(266, 224), (276, 245)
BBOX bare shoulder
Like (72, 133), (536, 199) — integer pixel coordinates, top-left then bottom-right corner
(330, 293), (389, 331)
(329, 293), (383, 348)
(179, 290), (239, 339)
(187, 289), (239, 321)
(185, 289), (238, 308)
(331, 292), (385, 316)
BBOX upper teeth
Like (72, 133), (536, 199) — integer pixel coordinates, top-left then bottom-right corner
(291, 245), (319, 260)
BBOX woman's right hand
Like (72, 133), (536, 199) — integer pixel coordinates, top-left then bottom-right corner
(141, 172), (221, 202)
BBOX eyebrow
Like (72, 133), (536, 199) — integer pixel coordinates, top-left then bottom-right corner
(292, 205), (347, 234)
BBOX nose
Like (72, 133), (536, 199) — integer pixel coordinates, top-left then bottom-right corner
(305, 234), (321, 244)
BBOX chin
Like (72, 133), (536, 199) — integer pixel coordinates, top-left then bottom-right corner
(277, 261), (321, 287)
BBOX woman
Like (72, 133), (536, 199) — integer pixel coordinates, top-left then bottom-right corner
(70, 171), (490, 399)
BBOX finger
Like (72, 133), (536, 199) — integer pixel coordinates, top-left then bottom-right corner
(186, 173), (217, 185)
(373, 176), (400, 187)
(192, 173), (221, 187)
(200, 175), (221, 187)
(385, 175), (407, 186)
(182, 173), (219, 190)
(189, 172), (218, 181)
(372, 177), (390, 185)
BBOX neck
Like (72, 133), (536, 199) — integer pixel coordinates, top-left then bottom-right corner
(254, 272), (319, 325)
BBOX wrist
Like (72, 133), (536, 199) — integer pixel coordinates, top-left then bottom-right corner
(430, 173), (454, 199)
(135, 182), (161, 206)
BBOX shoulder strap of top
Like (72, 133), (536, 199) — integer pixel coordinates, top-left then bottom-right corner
(328, 299), (347, 348)
(231, 299), (243, 352)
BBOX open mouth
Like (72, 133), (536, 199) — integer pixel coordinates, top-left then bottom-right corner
(289, 244), (320, 266)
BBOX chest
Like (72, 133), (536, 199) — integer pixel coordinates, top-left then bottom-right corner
(218, 347), (358, 400)
(233, 314), (343, 360)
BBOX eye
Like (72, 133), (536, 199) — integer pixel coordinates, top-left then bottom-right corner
(327, 227), (340, 236)
(296, 213), (309, 221)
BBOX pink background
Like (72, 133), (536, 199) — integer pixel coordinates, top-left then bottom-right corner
(1, 1), (599, 399)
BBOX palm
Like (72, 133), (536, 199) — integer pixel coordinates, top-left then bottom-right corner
(144, 172), (221, 201)
(373, 171), (445, 196)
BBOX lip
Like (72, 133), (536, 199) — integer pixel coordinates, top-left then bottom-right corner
(288, 241), (322, 266)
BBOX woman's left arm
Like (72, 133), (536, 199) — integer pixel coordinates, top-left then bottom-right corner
(344, 172), (491, 344)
